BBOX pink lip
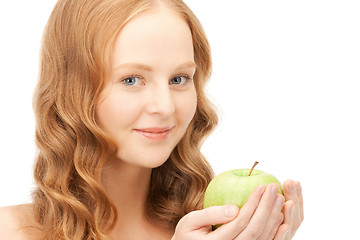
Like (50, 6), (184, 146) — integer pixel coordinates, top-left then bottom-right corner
(134, 127), (174, 140)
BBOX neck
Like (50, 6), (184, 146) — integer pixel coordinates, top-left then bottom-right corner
(100, 160), (174, 239)
(101, 161), (152, 224)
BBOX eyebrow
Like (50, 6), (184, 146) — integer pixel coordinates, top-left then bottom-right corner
(114, 61), (197, 71)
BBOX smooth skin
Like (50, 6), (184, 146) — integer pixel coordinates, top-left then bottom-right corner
(0, 181), (303, 240)
(172, 181), (303, 240)
(0, 3), (303, 240)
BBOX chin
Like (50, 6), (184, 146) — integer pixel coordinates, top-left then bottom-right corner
(116, 151), (171, 169)
(142, 155), (171, 169)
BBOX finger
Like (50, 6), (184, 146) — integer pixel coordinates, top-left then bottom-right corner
(294, 181), (304, 222)
(178, 205), (239, 231)
(235, 184), (267, 228)
(266, 213), (284, 240)
(263, 194), (284, 240)
(210, 184), (266, 240)
(284, 179), (305, 237)
(273, 223), (290, 240)
(281, 200), (295, 238)
(247, 183), (279, 223)
(283, 180), (296, 201)
(235, 183), (279, 239)
(283, 200), (295, 223)
(283, 180), (300, 222)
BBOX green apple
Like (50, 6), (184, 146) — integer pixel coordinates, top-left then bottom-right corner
(203, 162), (283, 214)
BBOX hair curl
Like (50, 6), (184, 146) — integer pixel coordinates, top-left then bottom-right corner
(32, 0), (218, 239)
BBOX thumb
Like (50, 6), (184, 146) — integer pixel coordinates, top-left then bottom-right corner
(178, 205), (239, 230)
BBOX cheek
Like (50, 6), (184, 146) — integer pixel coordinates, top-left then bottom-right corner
(176, 89), (197, 125)
(96, 92), (141, 132)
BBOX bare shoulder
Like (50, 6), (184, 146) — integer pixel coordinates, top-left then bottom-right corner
(0, 204), (42, 240)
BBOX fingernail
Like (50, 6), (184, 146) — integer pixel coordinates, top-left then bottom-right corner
(272, 184), (279, 194)
(288, 182), (295, 192)
(257, 184), (266, 193)
(276, 196), (284, 207)
(224, 206), (238, 218)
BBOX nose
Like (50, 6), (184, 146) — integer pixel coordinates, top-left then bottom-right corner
(146, 84), (175, 117)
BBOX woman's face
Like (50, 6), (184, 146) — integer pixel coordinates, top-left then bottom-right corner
(96, 7), (197, 168)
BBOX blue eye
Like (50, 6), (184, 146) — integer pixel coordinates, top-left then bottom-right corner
(170, 75), (190, 85)
(122, 76), (142, 86)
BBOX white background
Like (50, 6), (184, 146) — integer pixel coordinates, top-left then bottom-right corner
(1, 1), (359, 239)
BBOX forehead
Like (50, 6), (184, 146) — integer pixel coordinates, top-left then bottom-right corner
(112, 6), (194, 67)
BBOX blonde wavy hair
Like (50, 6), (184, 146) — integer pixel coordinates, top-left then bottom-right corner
(32, 0), (218, 239)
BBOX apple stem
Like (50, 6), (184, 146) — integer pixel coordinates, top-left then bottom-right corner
(248, 161), (259, 176)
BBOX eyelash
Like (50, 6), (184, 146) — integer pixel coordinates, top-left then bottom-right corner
(120, 74), (193, 87)
(171, 74), (192, 85)
(120, 75), (144, 87)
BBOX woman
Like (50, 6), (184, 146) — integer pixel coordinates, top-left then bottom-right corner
(0, 0), (303, 239)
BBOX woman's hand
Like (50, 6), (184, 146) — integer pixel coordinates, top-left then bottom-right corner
(278, 180), (304, 239)
(172, 183), (290, 240)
